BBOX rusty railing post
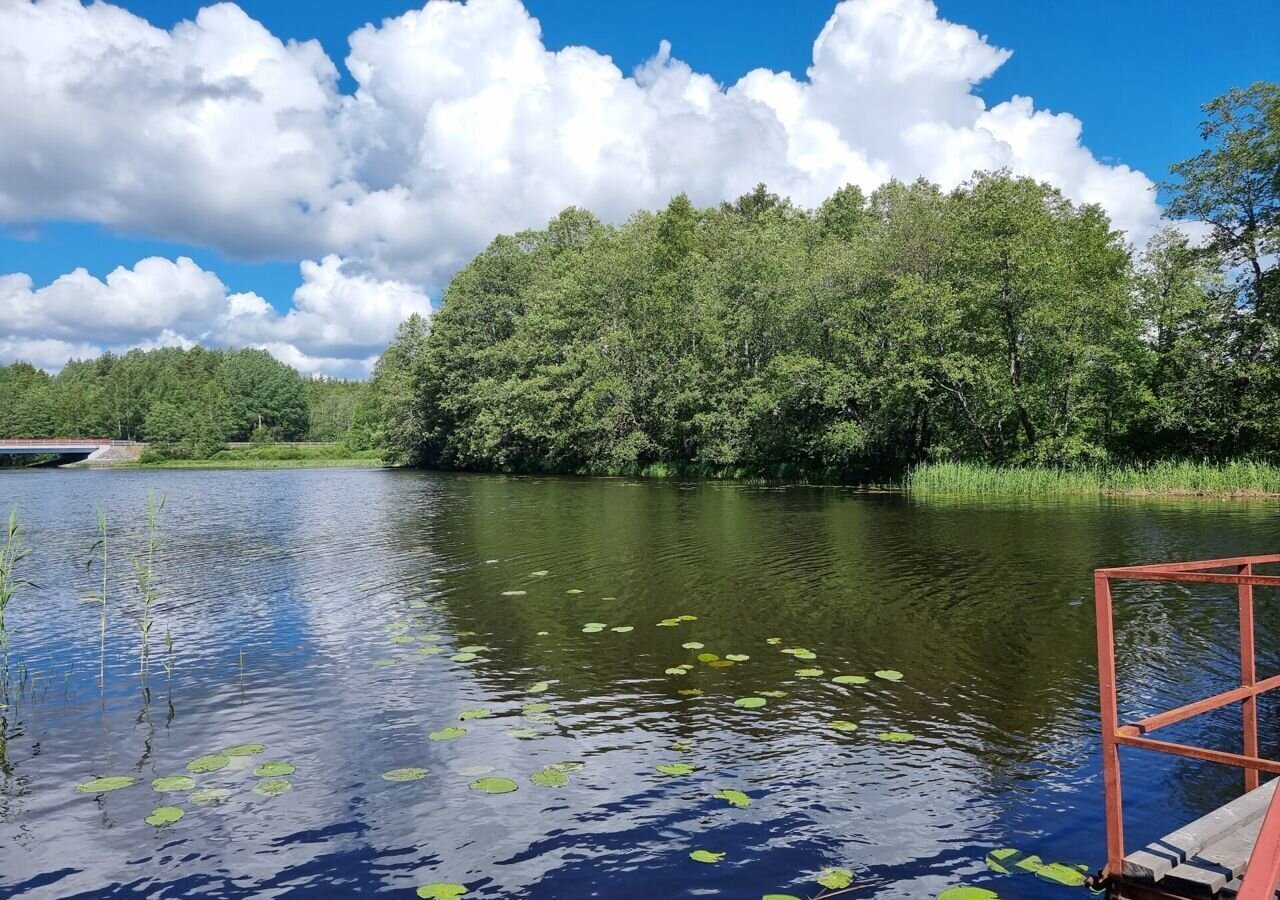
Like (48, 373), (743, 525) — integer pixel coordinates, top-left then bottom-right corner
(1240, 562), (1260, 793)
(1095, 571), (1125, 878)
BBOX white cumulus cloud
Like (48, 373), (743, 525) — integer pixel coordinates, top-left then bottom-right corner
(0, 0), (1163, 375)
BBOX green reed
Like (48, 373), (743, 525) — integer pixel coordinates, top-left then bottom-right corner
(130, 492), (166, 678)
(908, 460), (1280, 497)
(0, 507), (31, 701)
(86, 508), (110, 688)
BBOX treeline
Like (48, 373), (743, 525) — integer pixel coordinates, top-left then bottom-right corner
(369, 83), (1278, 478)
(0, 347), (371, 458)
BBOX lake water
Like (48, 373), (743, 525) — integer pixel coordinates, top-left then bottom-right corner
(0, 468), (1277, 899)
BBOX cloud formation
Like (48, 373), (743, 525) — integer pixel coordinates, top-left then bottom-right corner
(0, 256), (432, 377)
(0, 0), (1162, 374)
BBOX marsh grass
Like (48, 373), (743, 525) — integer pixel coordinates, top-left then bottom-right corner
(0, 507), (33, 702)
(908, 460), (1280, 497)
(86, 508), (109, 688)
(130, 492), (166, 678)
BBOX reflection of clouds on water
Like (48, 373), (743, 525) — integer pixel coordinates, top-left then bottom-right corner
(1, 470), (1277, 897)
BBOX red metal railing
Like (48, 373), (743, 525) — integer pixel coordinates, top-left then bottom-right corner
(1095, 554), (1280, 897)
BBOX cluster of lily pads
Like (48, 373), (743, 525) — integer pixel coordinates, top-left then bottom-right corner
(74, 742), (294, 827)
(934, 849), (1091, 898)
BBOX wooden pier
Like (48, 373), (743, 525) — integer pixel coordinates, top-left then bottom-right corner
(1094, 555), (1280, 900)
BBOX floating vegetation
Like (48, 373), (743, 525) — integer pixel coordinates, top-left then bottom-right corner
(500, 591), (526, 597)
(566, 589), (583, 594)
(254, 761), (296, 777)
(527, 681), (550, 693)
(678, 615), (697, 622)
(75, 776), (136, 794)
(521, 702), (551, 715)
(656, 618), (680, 627)
(766, 638), (782, 645)
(190, 788), (232, 805)
(457, 645), (488, 653)
(696, 653), (720, 663)
(416, 883), (468, 900)
(875, 669), (904, 682)
(469, 776), (518, 794)
(145, 805), (184, 827)
(383, 767), (430, 782)
(458, 708), (492, 721)
(656, 763), (696, 776)
(937, 889), (998, 900)
(677, 688), (703, 696)
(985, 849), (1043, 875)
(690, 850), (724, 864)
(725, 654), (750, 662)
(373, 657), (401, 667)
(221, 743), (265, 757)
(707, 660), (735, 668)
(152, 775), (196, 793)
(535, 631), (549, 636)
(682, 642), (705, 650)
(665, 667), (689, 676)
(186, 754), (230, 774)
(795, 668), (824, 677)
(582, 625), (605, 634)
(712, 788), (750, 808)
(878, 732), (916, 743)
(817, 868), (855, 890)
(1035, 863), (1089, 886)
(419, 647), (444, 657)
(734, 697), (767, 709)
(254, 778), (292, 797)
(758, 690), (787, 698)
(430, 726), (467, 741)
(507, 727), (542, 739)
(531, 570), (549, 576)
(390, 635), (414, 645)
(671, 740), (694, 752)
(831, 720), (859, 733)
(530, 766), (568, 788)
(611, 626), (634, 633)
(832, 675), (870, 685)
(450, 652), (478, 662)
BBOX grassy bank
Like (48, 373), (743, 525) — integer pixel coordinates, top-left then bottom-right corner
(907, 461), (1280, 497)
(135, 445), (384, 469)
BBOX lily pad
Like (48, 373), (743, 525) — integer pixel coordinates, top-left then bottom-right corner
(758, 690), (788, 698)
(831, 720), (860, 733)
(985, 849), (1044, 875)
(152, 775), (196, 792)
(189, 788), (232, 805)
(584, 622), (607, 629)
(221, 743), (265, 757)
(833, 675), (869, 685)
(1035, 862), (1089, 886)
(500, 590), (526, 597)
(528, 681), (550, 693)
(878, 732), (916, 743)
(390, 635), (415, 645)
(536, 631), (550, 636)
(417, 883), (468, 900)
(611, 626), (634, 633)
(725, 654), (750, 662)
(382, 767), (429, 782)
(937, 889), (999, 900)
(75, 776), (136, 794)
(419, 646), (444, 656)
(795, 668), (824, 677)
(457, 645), (488, 653)
(656, 763), (697, 776)
(682, 642), (705, 650)
(531, 570), (549, 576)
(708, 660), (735, 668)
(458, 708), (492, 721)
(690, 850), (724, 864)
(818, 868), (854, 890)
(186, 754), (230, 774)
(766, 638), (782, 645)
(697, 653), (720, 663)
(469, 776), (518, 794)
(734, 697), (767, 710)
(522, 702), (552, 715)
(530, 767), (569, 788)
(677, 688), (704, 696)
(665, 667), (689, 676)
(255, 761), (296, 777)
(429, 726), (467, 741)
(145, 805), (184, 827)
(566, 589), (583, 594)
(875, 669), (904, 682)
(451, 652), (478, 662)
(373, 657), (401, 667)
(254, 778), (293, 797)
(507, 727), (543, 739)
(678, 615), (698, 622)
(581, 626), (604, 634)
(656, 619), (680, 627)
(713, 788), (751, 808)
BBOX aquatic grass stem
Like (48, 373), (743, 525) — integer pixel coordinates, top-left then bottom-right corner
(87, 509), (109, 689)
(0, 507), (32, 701)
(130, 492), (166, 679)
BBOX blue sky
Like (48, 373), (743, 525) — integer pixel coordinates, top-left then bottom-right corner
(1, 0), (1276, 375)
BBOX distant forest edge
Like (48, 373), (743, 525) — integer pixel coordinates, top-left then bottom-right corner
(0, 347), (375, 461)
(2, 82), (1277, 484)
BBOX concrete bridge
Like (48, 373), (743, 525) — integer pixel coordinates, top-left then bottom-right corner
(0, 439), (145, 465)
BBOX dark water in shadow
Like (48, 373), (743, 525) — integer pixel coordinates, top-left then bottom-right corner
(0, 468), (1277, 899)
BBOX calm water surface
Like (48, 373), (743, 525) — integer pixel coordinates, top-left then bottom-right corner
(0, 468), (1278, 899)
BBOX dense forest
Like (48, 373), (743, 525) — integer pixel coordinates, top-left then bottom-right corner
(2, 83), (1276, 480)
(0, 347), (369, 458)
(366, 84), (1278, 478)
